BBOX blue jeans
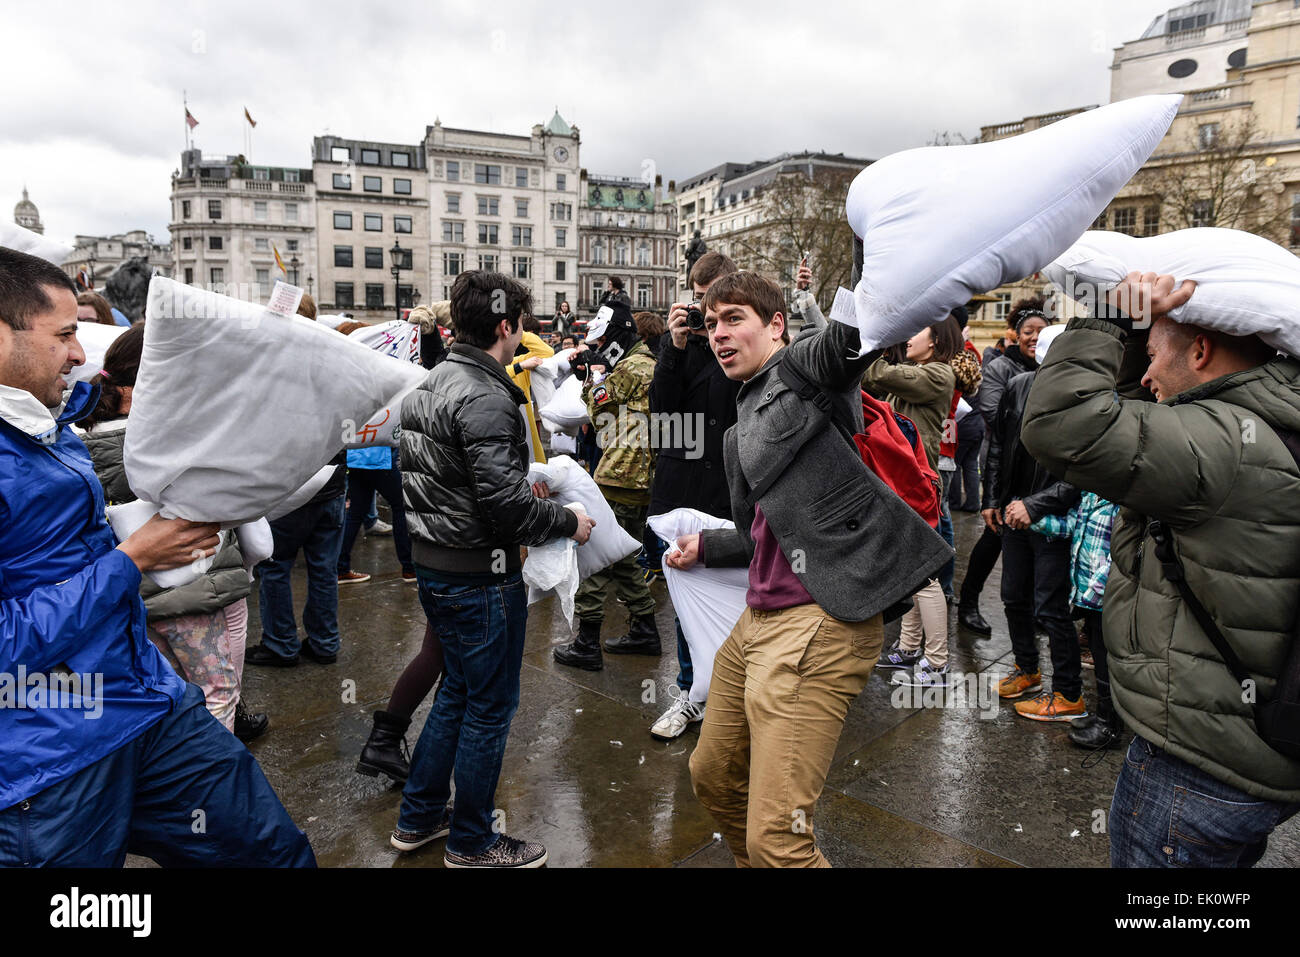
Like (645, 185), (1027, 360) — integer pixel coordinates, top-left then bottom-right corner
(676, 619), (694, 693)
(399, 572), (528, 856)
(257, 494), (345, 658)
(0, 684), (314, 867)
(1110, 735), (1300, 867)
(338, 467), (413, 575)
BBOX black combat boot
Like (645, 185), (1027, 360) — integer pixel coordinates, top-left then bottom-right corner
(554, 619), (605, 671)
(956, 583), (993, 636)
(356, 710), (412, 782)
(604, 613), (662, 656)
(233, 699), (269, 743)
(1069, 695), (1123, 750)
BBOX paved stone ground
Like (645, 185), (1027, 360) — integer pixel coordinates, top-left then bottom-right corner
(233, 511), (1300, 868)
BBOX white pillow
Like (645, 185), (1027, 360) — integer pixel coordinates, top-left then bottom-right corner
(843, 94), (1181, 354)
(647, 508), (749, 703)
(125, 276), (427, 525)
(1044, 227), (1300, 357)
(71, 322), (128, 384)
(348, 319), (421, 364)
(0, 220), (73, 265)
(1033, 325), (1066, 366)
(538, 374), (589, 431)
(527, 456), (639, 578)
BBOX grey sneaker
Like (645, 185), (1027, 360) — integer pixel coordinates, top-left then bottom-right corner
(390, 806), (452, 852)
(366, 519), (394, 537)
(875, 641), (923, 671)
(444, 834), (548, 869)
(889, 656), (952, 688)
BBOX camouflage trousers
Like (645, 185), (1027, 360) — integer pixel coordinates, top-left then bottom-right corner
(574, 499), (657, 624)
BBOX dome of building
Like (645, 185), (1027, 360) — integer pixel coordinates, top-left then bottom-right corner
(13, 187), (43, 234)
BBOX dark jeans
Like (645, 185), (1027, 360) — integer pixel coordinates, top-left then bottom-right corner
(338, 467), (413, 575)
(960, 526), (1002, 606)
(1110, 736), (1300, 867)
(1081, 608), (1111, 704)
(949, 435), (983, 511)
(257, 494), (345, 658)
(0, 684), (314, 867)
(399, 572), (528, 856)
(938, 471), (954, 597)
(999, 527), (1081, 700)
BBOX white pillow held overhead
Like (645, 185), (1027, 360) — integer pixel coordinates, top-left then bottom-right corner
(843, 94), (1182, 354)
(1044, 227), (1300, 357)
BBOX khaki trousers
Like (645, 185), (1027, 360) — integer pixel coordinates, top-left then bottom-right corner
(688, 603), (883, 867)
(898, 579), (949, 668)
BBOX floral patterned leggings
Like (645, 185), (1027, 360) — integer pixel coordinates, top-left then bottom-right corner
(147, 599), (248, 732)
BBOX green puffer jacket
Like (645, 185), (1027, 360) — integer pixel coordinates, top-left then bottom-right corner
(1023, 315), (1300, 802)
(81, 421), (251, 621)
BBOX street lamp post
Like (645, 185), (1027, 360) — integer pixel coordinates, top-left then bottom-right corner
(289, 254), (300, 287)
(307, 274), (314, 296)
(87, 245), (97, 291)
(389, 240), (406, 322)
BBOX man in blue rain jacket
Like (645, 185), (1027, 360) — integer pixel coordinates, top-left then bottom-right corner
(0, 247), (314, 866)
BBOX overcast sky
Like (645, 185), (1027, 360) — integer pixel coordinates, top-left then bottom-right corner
(3, 0), (1161, 244)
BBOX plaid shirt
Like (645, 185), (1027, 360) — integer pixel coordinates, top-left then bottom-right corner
(1031, 491), (1119, 611)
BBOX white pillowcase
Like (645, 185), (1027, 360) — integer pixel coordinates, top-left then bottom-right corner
(647, 508), (749, 703)
(1044, 227), (1300, 357)
(527, 455), (640, 578)
(843, 94), (1181, 354)
(125, 276), (426, 525)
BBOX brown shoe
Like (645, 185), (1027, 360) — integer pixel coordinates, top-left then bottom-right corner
(1014, 691), (1088, 722)
(998, 666), (1042, 699)
(338, 571), (371, 585)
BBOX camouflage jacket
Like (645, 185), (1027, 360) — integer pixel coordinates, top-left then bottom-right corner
(584, 341), (656, 492)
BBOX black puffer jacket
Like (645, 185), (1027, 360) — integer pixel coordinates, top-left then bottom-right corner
(400, 343), (578, 575)
(648, 334), (740, 519)
(983, 369), (1079, 520)
(977, 344), (1036, 429)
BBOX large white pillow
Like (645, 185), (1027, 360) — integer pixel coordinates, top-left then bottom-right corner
(125, 277), (427, 524)
(0, 220), (73, 265)
(647, 508), (749, 703)
(527, 455), (639, 578)
(538, 374), (589, 432)
(843, 94), (1182, 353)
(1044, 227), (1300, 357)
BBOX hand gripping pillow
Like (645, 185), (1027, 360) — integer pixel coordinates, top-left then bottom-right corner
(1043, 227), (1300, 357)
(0, 220), (73, 265)
(527, 456), (640, 578)
(125, 277), (427, 525)
(843, 94), (1181, 353)
(647, 509), (750, 703)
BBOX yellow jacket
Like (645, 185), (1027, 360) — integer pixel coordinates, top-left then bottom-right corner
(509, 332), (554, 462)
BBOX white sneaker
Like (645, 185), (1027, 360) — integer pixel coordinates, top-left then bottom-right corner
(650, 696), (705, 740)
(366, 519), (394, 537)
(890, 657), (952, 688)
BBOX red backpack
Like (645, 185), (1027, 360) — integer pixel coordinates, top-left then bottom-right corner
(778, 359), (942, 529)
(856, 391), (942, 530)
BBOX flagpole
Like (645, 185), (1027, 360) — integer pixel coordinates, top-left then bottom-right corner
(184, 90), (190, 152)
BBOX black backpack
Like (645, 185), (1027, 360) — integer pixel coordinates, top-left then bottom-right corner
(1146, 424), (1300, 759)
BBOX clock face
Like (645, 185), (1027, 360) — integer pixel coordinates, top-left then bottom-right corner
(553, 146), (569, 162)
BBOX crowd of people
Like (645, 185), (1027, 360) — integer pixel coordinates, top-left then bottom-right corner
(1, 240), (1297, 870)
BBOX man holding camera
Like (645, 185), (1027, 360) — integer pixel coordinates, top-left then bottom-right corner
(645, 251), (741, 738)
(553, 300), (659, 671)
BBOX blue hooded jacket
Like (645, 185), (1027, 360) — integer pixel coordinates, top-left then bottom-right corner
(0, 382), (185, 809)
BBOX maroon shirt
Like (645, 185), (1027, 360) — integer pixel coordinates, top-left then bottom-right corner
(746, 505), (814, 610)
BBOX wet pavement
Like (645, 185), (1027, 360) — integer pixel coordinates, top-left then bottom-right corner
(233, 511), (1300, 868)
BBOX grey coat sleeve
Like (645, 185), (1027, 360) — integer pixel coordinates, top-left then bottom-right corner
(787, 315), (879, 393)
(700, 527), (752, 568)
